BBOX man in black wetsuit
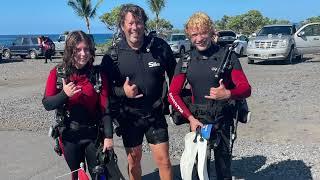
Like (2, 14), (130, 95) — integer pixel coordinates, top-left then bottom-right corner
(168, 12), (251, 179)
(101, 4), (176, 180)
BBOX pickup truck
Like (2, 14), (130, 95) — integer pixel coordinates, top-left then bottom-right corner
(54, 34), (96, 55)
(167, 33), (191, 57)
(54, 35), (67, 55)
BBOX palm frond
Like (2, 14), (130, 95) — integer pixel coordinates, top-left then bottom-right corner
(146, 0), (165, 15)
(90, 0), (104, 18)
(81, 0), (91, 17)
(67, 0), (84, 17)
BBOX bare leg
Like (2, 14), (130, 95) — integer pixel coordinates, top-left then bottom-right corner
(150, 142), (172, 180)
(125, 145), (143, 180)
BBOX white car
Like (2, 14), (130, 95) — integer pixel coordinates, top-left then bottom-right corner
(167, 33), (191, 56)
(234, 35), (249, 57)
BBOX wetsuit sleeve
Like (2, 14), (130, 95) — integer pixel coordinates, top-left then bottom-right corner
(100, 53), (126, 97)
(99, 72), (113, 138)
(42, 67), (68, 111)
(229, 53), (251, 99)
(168, 60), (193, 119)
(162, 40), (177, 84)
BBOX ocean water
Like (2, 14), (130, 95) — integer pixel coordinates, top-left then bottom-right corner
(0, 33), (113, 46)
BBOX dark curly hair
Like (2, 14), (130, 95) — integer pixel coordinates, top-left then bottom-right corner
(62, 31), (95, 76)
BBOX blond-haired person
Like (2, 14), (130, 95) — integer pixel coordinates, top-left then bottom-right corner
(168, 12), (251, 180)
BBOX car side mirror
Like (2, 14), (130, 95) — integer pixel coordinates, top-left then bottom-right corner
(12, 43), (15, 46)
(251, 33), (256, 37)
(297, 31), (305, 37)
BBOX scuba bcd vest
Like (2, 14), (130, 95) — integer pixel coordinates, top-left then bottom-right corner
(54, 64), (103, 125)
(48, 64), (103, 155)
(56, 65), (102, 94)
(107, 31), (171, 136)
(171, 43), (251, 125)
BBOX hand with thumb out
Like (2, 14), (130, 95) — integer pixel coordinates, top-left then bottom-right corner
(123, 77), (143, 98)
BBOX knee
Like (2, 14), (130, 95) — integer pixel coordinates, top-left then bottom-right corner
(127, 156), (142, 176)
(154, 154), (171, 168)
(127, 150), (142, 169)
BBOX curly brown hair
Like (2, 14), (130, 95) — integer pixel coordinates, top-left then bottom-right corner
(62, 31), (95, 76)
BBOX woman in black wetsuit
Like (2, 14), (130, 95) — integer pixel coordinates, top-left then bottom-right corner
(42, 31), (113, 179)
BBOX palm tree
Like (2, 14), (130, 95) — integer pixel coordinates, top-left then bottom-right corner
(146, 0), (165, 31)
(67, 0), (103, 34)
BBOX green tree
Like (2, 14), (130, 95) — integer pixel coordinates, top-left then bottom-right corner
(215, 15), (230, 31)
(146, 0), (166, 31)
(222, 10), (268, 35)
(304, 16), (320, 24)
(226, 15), (244, 33)
(241, 10), (266, 35)
(267, 18), (290, 25)
(100, 6), (122, 32)
(67, 0), (103, 34)
(147, 18), (173, 32)
(171, 29), (184, 33)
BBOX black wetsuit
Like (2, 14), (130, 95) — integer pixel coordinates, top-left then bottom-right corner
(168, 44), (251, 179)
(101, 35), (176, 147)
(42, 64), (112, 179)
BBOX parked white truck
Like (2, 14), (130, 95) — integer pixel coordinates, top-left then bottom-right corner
(54, 35), (67, 55)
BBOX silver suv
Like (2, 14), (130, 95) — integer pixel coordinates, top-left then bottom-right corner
(247, 23), (320, 64)
(247, 24), (298, 64)
(167, 33), (191, 56)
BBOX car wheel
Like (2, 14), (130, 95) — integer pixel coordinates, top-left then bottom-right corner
(29, 50), (37, 59)
(237, 47), (244, 58)
(247, 58), (254, 64)
(180, 47), (185, 57)
(240, 48), (244, 57)
(3, 50), (11, 59)
(296, 54), (303, 62)
(287, 48), (294, 64)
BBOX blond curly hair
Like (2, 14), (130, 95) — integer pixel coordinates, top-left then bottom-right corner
(185, 12), (216, 39)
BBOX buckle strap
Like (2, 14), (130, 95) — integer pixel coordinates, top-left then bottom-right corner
(124, 99), (163, 117)
(68, 121), (97, 130)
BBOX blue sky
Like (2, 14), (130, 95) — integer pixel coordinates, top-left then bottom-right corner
(1, 0), (319, 35)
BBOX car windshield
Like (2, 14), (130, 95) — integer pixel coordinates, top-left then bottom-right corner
(31, 38), (39, 44)
(258, 26), (292, 36)
(218, 31), (236, 37)
(169, 35), (185, 41)
(58, 35), (65, 41)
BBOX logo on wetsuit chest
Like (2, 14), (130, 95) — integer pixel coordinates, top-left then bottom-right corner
(148, 62), (161, 68)
(211, 66), (218, 72)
